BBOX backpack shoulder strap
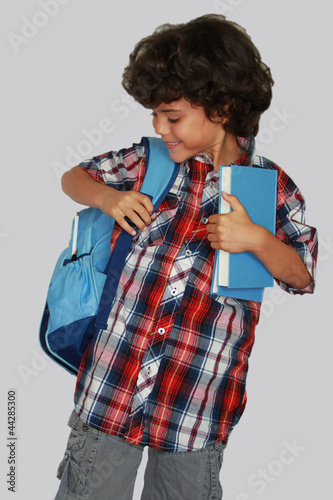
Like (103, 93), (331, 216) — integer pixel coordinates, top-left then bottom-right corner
(95, 137), (179, 330)
(140, 136), (179, 210)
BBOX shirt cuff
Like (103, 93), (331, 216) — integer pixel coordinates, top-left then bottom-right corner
(275, 276), (315, 295)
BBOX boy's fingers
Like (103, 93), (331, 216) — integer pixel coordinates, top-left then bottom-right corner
(119, 212), (148, 235)
(119, 205), (155, 234)
(206, 216), (225, 231)
(123, 193), (154, 226)
(107, 191), (156, 234)
(141, 194), (154, 214)
(207, 214), (223, 225)
(118, 217), (137, 236)
(133, 203), (153, 226)
(133, 192), (154, 215)
(125, 210), (148, 232)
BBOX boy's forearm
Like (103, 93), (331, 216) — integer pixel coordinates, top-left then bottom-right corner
(61, 166), (156, 234)
(61, 166), (112, 209)
(251, 226), (313, 289)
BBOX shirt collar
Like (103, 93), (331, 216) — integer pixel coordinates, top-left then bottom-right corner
(191, 135), (256, 168)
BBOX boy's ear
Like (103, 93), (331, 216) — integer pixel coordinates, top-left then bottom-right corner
(211, 105), (229, 125)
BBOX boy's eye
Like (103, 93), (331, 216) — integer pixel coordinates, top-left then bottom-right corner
(151, 112), (180, 124)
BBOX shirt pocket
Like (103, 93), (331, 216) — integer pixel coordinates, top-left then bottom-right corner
(134, 193), (180, 248)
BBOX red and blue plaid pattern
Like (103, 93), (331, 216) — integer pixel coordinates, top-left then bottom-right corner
(73, 136), (317, 452)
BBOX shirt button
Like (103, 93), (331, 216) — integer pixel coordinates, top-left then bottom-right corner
(185, 250), (192, 257)
(171, 288), (178, 297)
(202, 217), (209, 225)
(158, 328), (165, 335)
(146, 367), (151, 375)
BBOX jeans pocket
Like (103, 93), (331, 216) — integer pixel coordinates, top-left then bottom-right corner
(214, 438), (228, 469)
(202, 441), (227, 500)
(57, 418), (100, 496)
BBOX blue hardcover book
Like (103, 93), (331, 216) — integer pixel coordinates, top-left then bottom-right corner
(211, 165), (277, 302)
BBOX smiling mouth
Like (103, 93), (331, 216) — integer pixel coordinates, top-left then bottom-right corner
(165, 141), (182, 149)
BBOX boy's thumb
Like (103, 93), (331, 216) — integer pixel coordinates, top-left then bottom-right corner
(221, 191), (243, 211)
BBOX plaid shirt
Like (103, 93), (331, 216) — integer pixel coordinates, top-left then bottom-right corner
(74, 136), (317, 452)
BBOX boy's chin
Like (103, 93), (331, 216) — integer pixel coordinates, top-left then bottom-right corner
(166, 147), (193, 164)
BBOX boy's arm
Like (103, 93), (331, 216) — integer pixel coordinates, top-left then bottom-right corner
(206, 191), (313, 290)
(61, 166), (155, 235)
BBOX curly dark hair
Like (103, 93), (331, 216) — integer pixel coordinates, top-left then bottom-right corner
(122, 14), (274, 137)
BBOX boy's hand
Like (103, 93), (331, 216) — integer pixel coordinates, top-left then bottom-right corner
(207, 192), (313, 288)
(206, 191), (261, 253)
(99, 189), (156, 236)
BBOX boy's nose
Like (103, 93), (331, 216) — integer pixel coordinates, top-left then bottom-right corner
(154, 119), (170, 136)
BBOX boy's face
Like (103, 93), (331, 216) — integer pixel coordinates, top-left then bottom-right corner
(151, 98), (229, 168)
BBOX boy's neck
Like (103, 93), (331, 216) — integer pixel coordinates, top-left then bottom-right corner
(212, 133), (246, 170)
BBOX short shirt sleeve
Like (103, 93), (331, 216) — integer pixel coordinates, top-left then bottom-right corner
(274, 165), (318, 295)
(78, 138), (146, 191)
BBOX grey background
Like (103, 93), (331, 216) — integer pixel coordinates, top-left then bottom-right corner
(1, 0), (331, 498)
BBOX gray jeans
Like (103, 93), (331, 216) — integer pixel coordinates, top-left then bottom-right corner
(55, 410), (228, 500)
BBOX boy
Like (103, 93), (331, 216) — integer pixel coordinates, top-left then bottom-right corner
(54, 14), (317, 500)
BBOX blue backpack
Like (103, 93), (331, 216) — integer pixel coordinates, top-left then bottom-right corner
(39, 137), (179, 375)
